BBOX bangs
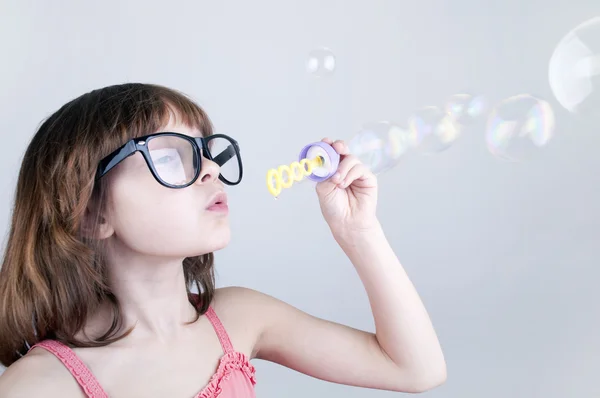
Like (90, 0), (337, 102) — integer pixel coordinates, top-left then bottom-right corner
(157, 100), (213, 137)
(92, 85), (214, 162)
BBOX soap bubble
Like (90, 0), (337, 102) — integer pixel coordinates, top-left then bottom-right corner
(407, 106), (461, 154)
(485, 94), (555, 162)
(348, 121), (411, 174)
(445, 94), (487, 126)
(549, 17), (600, 119)
(306, 47), (336, 77)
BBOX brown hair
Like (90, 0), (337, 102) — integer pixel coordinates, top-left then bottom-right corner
(0, 83), (216, 367)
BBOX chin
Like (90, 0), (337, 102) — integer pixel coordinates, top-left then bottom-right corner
(211, 235), (231, 250)
(201, 230), (231, 253)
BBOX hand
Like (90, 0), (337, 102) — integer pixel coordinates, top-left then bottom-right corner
(315, 138), (379, 238)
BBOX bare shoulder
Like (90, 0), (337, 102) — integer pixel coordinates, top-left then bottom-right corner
(212, 286), (285, 319)
(211, 286), (304, 328)
(211, 287), (288, 357)
(0, 348), (80, 397)
(212, 286), (271, 308)
(211, 286), (271, 327)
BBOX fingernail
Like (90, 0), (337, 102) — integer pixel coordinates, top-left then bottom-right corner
(332, 173), (341, 181)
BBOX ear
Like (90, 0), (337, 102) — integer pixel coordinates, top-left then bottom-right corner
(81, 200), (114, 240)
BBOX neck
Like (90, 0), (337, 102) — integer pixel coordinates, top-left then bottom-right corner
(89, 248), (200, 342)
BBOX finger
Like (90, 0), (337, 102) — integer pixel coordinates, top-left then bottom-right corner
(332, 139), (351, 156)
(339, 163), (369, 188)
(321, 137), (334, 145)
(330, 154), (361, 183)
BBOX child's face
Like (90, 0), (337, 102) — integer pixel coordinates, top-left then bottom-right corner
(101, 121), (230, 260)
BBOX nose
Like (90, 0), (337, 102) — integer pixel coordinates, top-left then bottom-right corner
(196, 154), (220, 184)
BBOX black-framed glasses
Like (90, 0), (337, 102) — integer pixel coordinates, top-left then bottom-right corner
(95, 132), (243, 188)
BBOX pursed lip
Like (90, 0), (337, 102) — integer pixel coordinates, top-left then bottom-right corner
(206, 192), (228, 210)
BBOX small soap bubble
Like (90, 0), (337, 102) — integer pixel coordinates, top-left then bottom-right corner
(306, 47), (336, 77)
(348, 121), (411, 174)
(407, 106), (461, 154)
(445, 94), (487, 125)
(485, 94), (555, 162)
(549, 17), (600, 119)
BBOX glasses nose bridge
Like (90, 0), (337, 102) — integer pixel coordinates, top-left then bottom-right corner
(193, 136), (209, 157)
(192, 136), (220, 180)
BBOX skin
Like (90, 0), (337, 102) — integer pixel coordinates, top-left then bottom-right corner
(0, 119), (447, 397)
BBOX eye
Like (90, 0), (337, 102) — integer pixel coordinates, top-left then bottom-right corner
(154, 155), (177, 165)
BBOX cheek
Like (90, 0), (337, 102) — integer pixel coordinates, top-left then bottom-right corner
(107, 181), (227, 255)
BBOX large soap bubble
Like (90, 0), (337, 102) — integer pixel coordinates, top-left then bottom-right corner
(485, 94), (555, 162)
(348, 121), (411, 174)
(549, 17), (600, 119)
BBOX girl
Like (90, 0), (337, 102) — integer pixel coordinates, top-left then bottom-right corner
(0, 83), (446, 397)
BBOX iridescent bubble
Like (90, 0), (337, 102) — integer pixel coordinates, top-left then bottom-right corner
(549, 17), (600, 119)
(445, 94), (487, 125)
(485, 94), (555, 162)
(306, 47), (336, 77)
(348, 121), (411, 174)
(407, 106), (461, 154)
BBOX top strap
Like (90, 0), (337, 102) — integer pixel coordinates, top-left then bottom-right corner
(204, 306), (235, 354)
(30, 340), (109, 398)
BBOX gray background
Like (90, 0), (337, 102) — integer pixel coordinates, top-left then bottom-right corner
(1, 1), (599, 397)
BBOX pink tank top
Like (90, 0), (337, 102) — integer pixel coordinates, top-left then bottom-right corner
(29, 306), (256, 398)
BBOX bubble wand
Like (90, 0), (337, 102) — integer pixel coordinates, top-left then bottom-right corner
(266, 142), (340, 198)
